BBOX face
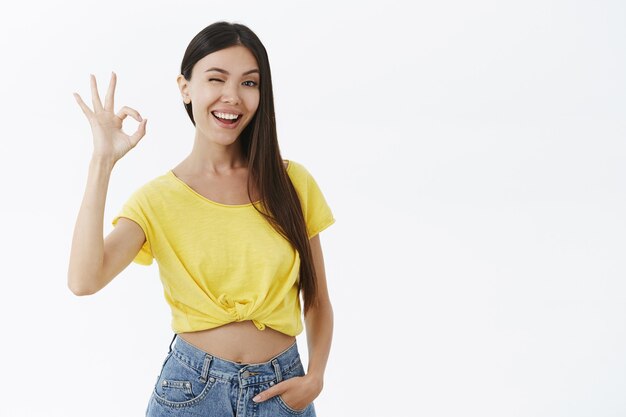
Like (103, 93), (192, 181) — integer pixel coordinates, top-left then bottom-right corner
(177, 45), (261, 144)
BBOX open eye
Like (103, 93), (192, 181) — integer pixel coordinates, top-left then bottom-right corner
(243, 80), (258, 87)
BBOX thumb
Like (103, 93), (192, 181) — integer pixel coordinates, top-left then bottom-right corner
(129, 118), (148, 147)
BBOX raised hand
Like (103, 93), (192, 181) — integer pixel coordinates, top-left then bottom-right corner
(73, 72), (148, 164)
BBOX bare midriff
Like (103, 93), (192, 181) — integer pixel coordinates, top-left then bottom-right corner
(177, 320), (297, 364)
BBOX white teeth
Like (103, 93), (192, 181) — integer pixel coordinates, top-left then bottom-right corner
(213, 111), (239, 120)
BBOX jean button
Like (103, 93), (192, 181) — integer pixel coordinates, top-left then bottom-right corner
(242, 370), (250, 378)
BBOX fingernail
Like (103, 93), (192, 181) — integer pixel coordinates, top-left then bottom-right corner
(253, 395), (261, 402)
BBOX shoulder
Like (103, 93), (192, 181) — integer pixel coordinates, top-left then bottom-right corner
(283, 159), (326, 201)
(283, 159), (310, 180)
(125, 171), (171, 202)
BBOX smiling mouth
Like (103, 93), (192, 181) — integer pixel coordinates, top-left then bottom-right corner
(211, 111), (241, 124)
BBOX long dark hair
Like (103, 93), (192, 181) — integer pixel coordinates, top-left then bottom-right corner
(180, 21), (321, 315)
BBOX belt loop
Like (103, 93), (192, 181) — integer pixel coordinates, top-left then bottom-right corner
(200, 354), (213, 383)
(272, 358), (282, 382)
(168, 333), (177, 354)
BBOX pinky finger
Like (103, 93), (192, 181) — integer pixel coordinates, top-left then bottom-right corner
(73, 92), (94, 118)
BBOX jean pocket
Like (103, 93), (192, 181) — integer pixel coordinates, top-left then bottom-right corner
(153, 352), (216, 407)
(276, 394), (312, 415)
(284, 359), (306, 378)
(275, 360), (313, 414)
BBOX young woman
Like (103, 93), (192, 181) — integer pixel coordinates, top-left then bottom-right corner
(68, 21), (335, 417)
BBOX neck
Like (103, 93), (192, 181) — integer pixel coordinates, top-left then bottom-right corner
(185, 133), (247, 175)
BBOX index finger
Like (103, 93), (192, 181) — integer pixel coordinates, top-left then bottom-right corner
(104, 71), (116, 112)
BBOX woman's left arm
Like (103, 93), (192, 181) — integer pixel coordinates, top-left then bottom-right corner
(252, 233), (333, 409)
(304, 233), (334, 387)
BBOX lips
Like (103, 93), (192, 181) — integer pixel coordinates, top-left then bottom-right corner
(211, 111), (243, 129)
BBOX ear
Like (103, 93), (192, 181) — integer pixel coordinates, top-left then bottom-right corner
(177, 74), (190, 98)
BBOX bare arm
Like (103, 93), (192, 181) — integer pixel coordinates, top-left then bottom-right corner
(304, 233), (334, 385)
(251, 233), (333, 409)
(67, 72), (148, 295)
(67, 156), (115, 295)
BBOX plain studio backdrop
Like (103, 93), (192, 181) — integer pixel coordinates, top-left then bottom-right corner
(0, 0), (624, 416)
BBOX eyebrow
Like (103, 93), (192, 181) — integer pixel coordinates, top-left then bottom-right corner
(205, 67), (260, 76)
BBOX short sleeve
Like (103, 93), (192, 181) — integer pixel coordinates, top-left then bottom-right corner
(301, 165), (336, 239)
(111, 188), (154, 266)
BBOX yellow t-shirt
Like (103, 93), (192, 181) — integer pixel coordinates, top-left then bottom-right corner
(111, 159), (335, 336)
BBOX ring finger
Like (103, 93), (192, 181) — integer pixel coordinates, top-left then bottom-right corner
(90, 74), (103, 112)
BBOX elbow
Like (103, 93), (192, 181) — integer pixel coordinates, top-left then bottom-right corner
(305, 299), (333, 319)
(67, 276), (98, 296)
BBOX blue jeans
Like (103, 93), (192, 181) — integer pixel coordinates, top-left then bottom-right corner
(146, 334), (317, 417)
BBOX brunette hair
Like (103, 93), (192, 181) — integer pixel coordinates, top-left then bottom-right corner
(179, 21), (321, 315)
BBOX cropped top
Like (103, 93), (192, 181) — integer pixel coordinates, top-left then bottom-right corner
(111, 159), (335, 336)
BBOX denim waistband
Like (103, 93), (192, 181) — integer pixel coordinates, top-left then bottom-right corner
(168, 334), (302, 388)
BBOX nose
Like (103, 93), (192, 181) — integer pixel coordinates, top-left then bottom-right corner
(220, 80), (240, 105)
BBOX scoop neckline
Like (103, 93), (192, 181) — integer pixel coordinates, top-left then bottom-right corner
(167, 159), (291, 208)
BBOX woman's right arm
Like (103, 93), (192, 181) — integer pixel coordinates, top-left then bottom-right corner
(67, 156), (113, 295)
(67, 156), (148, 295)
(67, 72), (148, 295)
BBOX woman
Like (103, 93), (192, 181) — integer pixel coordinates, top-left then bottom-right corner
(68, 21), (335, 417)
